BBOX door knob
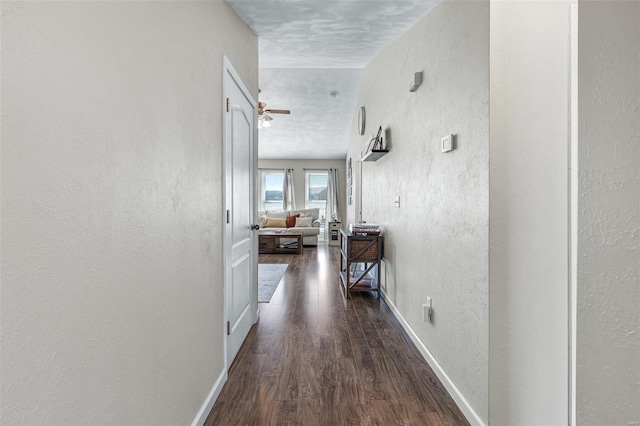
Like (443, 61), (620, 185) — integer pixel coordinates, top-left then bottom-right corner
(250, 224), (260, 231)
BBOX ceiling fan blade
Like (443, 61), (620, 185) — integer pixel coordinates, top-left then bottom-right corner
(264, 109), (290, 115)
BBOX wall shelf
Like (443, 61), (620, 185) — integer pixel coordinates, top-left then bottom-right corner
(361, 149), (389, 162)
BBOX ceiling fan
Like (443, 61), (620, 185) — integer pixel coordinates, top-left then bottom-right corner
(258, 102), (290, 127)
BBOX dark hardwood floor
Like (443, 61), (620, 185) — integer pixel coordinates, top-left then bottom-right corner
(205, 244), (469, 425)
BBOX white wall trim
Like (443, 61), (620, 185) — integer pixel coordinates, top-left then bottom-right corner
(382, 292), (485, 426)
(191, 368), (228, 426)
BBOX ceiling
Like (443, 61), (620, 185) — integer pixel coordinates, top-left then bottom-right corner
(226, 0), (442, 159)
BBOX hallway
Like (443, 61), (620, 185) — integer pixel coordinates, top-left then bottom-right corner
(206, 244), (469, 425)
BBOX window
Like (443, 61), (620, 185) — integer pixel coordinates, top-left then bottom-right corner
(261, 171), (284, 212)
(305, 171), (328, 223)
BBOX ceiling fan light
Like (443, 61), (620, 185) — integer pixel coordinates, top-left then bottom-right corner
(261, 120), (271, 128)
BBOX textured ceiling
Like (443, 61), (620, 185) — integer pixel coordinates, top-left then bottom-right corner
(257, 68), (362, 159)
(227, 0), (442, 159)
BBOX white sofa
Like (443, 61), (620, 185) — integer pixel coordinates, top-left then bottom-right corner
(257, 208), (322, 246)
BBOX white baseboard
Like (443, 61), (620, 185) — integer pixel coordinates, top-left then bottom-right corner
(191, 368), (227, 426)
(381, 292), (486, 426)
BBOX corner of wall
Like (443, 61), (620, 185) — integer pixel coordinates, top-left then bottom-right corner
(191, 369), (228, 426)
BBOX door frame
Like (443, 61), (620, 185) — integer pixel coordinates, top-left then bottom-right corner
(569, 4), (578, 424)
(222, 56), (258, 372)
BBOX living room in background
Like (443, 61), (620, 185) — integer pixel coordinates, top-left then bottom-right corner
(260, 169), (284, 212)
(257, 159), (347, 230)
(305, 170), (328, 236)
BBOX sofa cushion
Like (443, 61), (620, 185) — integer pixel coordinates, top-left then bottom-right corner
(292, 208), (320, 221)
(265, 218), (287, 228)
(293, 227), (319, 236)
(285, 214), (300, 228)
(295, 216), (313, 227)
(266, 210), (289, 219)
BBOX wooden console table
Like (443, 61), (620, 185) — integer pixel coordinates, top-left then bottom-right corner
(258, 230), (303, 255)
(339, 229), (383, 299)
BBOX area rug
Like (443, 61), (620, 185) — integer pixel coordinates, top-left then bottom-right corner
(258, 263), (288, 303)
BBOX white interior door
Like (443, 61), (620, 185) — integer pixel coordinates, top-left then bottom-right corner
(223, 57), (257, 367)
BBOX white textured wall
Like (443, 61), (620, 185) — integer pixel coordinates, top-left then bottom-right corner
(489, 2), (571, 425)
(577, 2), (640, 424)
(347, 1), (489, 422)
(0, 2), (257, 424)
(258, 159), (346, 223)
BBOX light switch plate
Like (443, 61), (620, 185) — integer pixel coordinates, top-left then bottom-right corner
(441, 134), (453, 153)
(423, 298), (433, 323)
(394, 195), (400, 208)
(409, 72), (423, 92)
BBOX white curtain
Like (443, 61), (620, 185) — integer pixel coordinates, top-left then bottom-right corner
(282, 168), (296, 211)
(326, 168), (341, 222)
(257, 170), (264, 211)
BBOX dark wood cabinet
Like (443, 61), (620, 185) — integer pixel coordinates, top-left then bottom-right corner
(339, 229), (383, 299)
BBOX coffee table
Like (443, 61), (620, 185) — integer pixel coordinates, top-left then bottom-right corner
(258, 230), (303, 255)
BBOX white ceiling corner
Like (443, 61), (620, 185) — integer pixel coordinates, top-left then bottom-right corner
(226, 0), (442, 159)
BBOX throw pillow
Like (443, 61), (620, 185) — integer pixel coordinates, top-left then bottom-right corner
(295, 209), (318, 220)
(257, 215), (268, 228)
(295, 216), (313, 227)
(285, 214), (300, 228)
(265, 218), (287, 228)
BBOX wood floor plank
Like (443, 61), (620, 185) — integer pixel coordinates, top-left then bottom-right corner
(297, 350), (321, 400)
(295, 399), (321, 425)
(271, 400), (297, 425)
(335, 356), (365, 404)
(203, 400), (227, 426)
(206, 244), (470, 426)
(275, 341), (300, 401)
